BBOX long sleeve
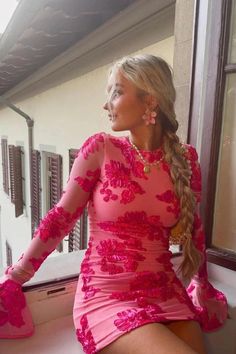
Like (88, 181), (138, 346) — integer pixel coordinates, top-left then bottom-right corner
(0, 132), (105, 339)
(184, 144), (228, 332)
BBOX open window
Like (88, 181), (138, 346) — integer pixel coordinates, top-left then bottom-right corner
(189, 0), (236, 270)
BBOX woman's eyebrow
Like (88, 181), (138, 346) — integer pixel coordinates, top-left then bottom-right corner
(115, 83), (124, 87)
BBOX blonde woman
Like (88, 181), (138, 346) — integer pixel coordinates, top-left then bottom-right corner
(0, 54), (227, 354)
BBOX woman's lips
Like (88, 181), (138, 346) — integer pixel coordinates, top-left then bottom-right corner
(109, 114), (117, 121)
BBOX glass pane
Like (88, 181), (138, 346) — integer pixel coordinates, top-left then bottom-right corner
(212, 74), (236, 251)
(228, 0), (236, 62)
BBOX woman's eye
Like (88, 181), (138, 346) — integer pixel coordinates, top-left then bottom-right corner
(112, 90), (122, 98)
(106, 89), (122, 102)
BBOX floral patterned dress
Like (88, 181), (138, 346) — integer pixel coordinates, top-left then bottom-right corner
(0, 133), (228, 353)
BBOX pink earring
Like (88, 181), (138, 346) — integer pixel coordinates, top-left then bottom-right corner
(142, 108), (157, 125)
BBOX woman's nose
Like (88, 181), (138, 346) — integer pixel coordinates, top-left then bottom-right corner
(103, 102), (108, 110)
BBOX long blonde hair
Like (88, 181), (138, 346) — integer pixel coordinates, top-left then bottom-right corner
(110, 54), (202, 280)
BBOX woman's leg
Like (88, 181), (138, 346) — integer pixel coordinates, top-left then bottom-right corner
(99, 322), (200, 354)
(165, 320), (207, 354)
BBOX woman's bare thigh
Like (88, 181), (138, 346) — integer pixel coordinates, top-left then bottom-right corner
(165, 320), (207, 354)
(98, 322), (201, 354)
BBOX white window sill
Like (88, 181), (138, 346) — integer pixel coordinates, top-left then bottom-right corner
(1, 259), (236, 354)
(23, 250), (86, 288)
(0, 315), (84, 354)
(1, 275), (236, 354)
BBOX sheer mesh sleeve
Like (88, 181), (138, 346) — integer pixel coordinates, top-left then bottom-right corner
(0, 132), (105, 338)
(184, 144), (228, 332)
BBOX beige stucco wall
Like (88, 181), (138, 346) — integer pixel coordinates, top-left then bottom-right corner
(173, 0), (195, 141)
(0, 35), (174, 267)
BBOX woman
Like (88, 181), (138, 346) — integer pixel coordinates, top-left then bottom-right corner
(0, 54), (228, 353)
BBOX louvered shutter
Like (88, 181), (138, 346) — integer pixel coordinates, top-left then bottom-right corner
(48, 153), (63, 252)
(80, 208), (88, 249)
(6, 241), (12, 266)
(31, 150), (41, 235)
(69, 220), (80, 251)
(8, 145), (15, 203)
(8, 145), (24, 217)
(14, 146), (24, 217)
(48, 154), (62, 209)
(68, 149), (88, 252)
(1, 138), (9, 195)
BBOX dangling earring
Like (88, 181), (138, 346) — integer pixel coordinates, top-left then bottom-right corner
(142, 108), (157, 125)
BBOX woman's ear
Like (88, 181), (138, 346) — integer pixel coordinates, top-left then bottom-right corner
(145, 95), (158, 111)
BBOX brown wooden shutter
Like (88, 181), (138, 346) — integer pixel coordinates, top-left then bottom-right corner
(80, 208), (88, 249)
(6, 241), (12, 267)
(48, 154), (62, 209)
(48, 153), (63, 252)
(14, 146), (24, 217)
(8, 145), (24, 217)
(69, 149), (78, 171)
(1, 138), (9, 195)
(31, 150), (41, 234)
(8, 145), (15, 203)
(68, 149), (88, 252)
(68, 220), (80, 251)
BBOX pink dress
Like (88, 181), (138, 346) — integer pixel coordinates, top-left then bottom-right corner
(0, 133), (228, 352)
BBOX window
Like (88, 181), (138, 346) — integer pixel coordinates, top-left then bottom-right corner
(190, 0), (236, 270)
(68, 149), (88, 252)
(8, 145), (24, 217)
(211, 0), (236, 261)
(1, 138), (9, 195)
(31, 150), (41, 235)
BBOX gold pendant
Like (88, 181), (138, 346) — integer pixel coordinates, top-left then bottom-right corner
(143, 165), (151, 173)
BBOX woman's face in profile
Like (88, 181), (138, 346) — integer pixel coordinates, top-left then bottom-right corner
(103, 70), (147, 132)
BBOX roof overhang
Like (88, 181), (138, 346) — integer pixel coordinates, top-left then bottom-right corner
(0, 0), (175, 99)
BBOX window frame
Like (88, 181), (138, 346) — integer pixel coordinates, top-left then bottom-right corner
(189, 0), (236, 270)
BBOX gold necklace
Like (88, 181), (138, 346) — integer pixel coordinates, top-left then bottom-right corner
(129, 138), (164, 173)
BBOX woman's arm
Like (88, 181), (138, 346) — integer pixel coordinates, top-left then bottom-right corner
(0, 132), (105, 338)
(184, 144), (228, 332)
